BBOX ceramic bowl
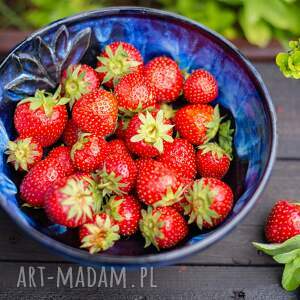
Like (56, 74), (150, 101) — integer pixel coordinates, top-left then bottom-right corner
(0, 7), (277, 267)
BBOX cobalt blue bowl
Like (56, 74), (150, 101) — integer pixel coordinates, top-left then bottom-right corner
(0, 7), (277, 267)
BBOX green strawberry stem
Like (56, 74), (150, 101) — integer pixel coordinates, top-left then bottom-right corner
(139, 207), (164, 250)
(198, 142), (231, 160)
(130, 110), (174, 153)
(205, 105), (222, 142)
(18, 85), (69, 117)
(96, 44), (142, 86)
(183, 180), (219, 229)
(253, 235), (300, 291)
(64, 65), (90, 108)
(218, 120), (234, 159)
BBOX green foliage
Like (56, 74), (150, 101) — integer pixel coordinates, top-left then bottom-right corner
(276, 39), (300, 79)
(0, 0), (300, 48)
(158, 0), (300, 47)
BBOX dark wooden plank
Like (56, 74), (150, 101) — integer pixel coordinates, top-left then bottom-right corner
(0, 160), (299, 266)
(0, 262), (297, 299)
(255, 63), (300, 159)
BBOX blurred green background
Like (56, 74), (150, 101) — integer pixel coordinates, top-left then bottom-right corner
(0, 0), (300, 48)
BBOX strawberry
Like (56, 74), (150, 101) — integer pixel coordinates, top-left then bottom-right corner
(174, 104), (221, 145)
(5, 137), (42, 171)
(93, 152), (137, 196)
(115, 72), (157, 112)
(144, 56), (183, 103)
(184, 178), (233, 229)
(20, 158), (66, 207)
(139, 206), (188, 250)
(196, 143), (231, 179)
(62, 119), (82, 147)
(79, 213), (120, 254)
(96, 41), (143, 88)
(136, 159), (184, 207)
(71, 133), (109, 172)
(135, 158), (154, 175)
(157, 138), (196, 181)
(125, 110), (174, 157)
(48, 145), (75, 176)
(61, 64), (100, 108)
(104, 195), (141, 236)
(44, 173), (96, 227)
(184, 69), (218, 104)
(264, 200), (300, 243)
(72, 89), (118, 137)
(107, 139), (130, 157)
(14, 86), (69, 147)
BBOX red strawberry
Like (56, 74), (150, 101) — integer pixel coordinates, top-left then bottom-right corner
(139, 206), (188, 249)
(71, 133), (109, 172)
(184, 178), (233, 229)
(175, 104), (221, 145)
(72, 89), (118, 137)
(107, 139), (129, 157)
(44, 173), (96, 227)
(265, 200), (300, 243)
(94, 152), (137, 196)
(14, 87), (69, 147)
(20, 158), (66, 207)
(184, 69), (218, 104)
(5, 137), (42, 171)
(144, 56), (183, 103)
(196, 143), (231, 179)
(157, 138), (196, 181)
(48, 145), (75, 176)
(137, 160), (184, 207)
(135, 158), (154, 175)
(115, 72), (157, 112)
(61, 64), (100, 108)
(62, 119), (82, 147)
(96, 41), (143, 88)
(125, 110), (174, 157)
(79, 213), (120, 254)
(105, 195), (141, 236)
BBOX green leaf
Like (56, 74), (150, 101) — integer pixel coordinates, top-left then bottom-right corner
(253, 235), (300, 256)
(274, 248), (300, 264)
(239, 8), (272, 47)
(282, 257), (300, 291)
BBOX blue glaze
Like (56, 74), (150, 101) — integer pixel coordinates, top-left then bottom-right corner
(0, 7), (277, 267)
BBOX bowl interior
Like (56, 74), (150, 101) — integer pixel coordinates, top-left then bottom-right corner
(0, 8), (275, 263)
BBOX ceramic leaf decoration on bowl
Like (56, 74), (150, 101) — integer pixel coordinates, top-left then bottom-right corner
(1, 25), (91, 101)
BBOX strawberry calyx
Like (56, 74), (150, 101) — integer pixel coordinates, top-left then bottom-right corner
(104, 196), (124, 222)
(130, 110), (174, 153)
(183, 179), (219, 229)
(63, 65), (90, 108)
(198, 142), (231, 160)
(139, 207), (164, 250)
(60, 177), (95, 223)
(160, 103), (177, 120)
(80, 214), (120, 254)
(96, 44), (142, 86)
(93, 166), (128, 198)
(218, 120), (234, 159)
(18, 85), (69, 117)
(70, 133), (91, 160)
(153, 186), (185, 208)
(205, 105), (222, 142)
(5, 137), (40, 171)
(253, 235), (300, 291)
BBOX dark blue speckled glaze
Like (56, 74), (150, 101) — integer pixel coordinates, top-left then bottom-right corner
(0, 7), (277, 267)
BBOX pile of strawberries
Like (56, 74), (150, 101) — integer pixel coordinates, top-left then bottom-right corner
(6, 41), (235, 253)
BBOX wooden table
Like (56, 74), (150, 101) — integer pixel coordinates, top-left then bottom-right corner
(0, 59), (299, 299)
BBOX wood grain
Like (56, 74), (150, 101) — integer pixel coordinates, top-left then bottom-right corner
(0, 262), (297, 300)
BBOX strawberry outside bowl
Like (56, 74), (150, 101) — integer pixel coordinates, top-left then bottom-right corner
(0, 7), (277, 267)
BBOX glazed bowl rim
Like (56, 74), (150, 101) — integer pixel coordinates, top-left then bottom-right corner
(0, 6), (277, 267)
